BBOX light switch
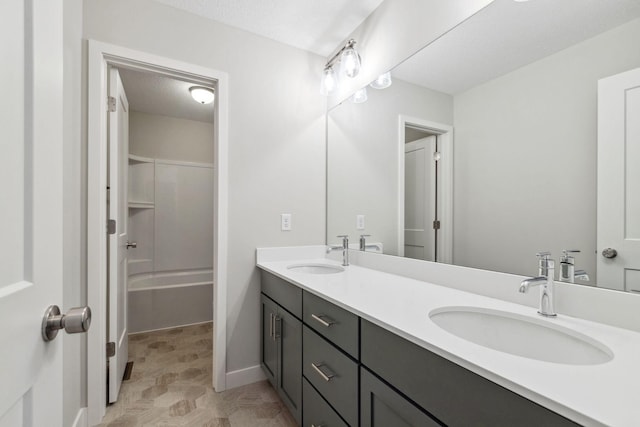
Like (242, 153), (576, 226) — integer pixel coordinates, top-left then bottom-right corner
(356, 214), (365, 230)
(281, 213), (292, 231)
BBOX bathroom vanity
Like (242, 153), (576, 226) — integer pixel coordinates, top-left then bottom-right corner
(257, 246), (640, 427)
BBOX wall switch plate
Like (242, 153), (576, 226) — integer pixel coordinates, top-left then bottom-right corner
(281, 213), (292, 231)
(356, 214), (365, 230)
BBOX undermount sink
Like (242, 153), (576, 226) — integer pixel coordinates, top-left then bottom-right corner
(429, 306), (613, 365)
(287, 263), (345, 275)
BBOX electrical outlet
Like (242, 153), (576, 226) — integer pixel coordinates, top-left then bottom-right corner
(356, 214), (365, 230)
(281, 213), (292, 231)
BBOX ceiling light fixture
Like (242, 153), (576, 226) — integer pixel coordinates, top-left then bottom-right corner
(320, 39), (362, 96)
(351, 87), (368, 104)
(189, 86), (215, 104)
(370, 71), (392, 89)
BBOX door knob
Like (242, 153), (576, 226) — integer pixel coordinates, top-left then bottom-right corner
(126, 241), (137, 249)
(42, 305), (92, 342)
(602, 248), (618, 259)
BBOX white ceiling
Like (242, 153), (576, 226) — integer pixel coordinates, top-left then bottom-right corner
(118, 67), (215, 123)
(151, 0), (385, 56)
(392, 0), (640, 94)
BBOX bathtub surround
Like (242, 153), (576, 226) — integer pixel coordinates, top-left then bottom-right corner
(127, 110), (215, 333)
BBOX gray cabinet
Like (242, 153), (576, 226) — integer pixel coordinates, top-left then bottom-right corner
(260, 272), (303, 425)
(360, 368), (439, 427)
(361, 319), (580, 427)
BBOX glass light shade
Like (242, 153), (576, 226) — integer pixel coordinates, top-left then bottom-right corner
(189, 86), (215, 104)
(351, 87), (368, 104)
(320, 66), (338, 96)
(370, 72), (392, 89)
(341, 46), (361, 78)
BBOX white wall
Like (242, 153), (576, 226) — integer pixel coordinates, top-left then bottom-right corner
(83, 0), (326, 378)
(327, 78), (452, 254)
(63, 0), (86, 425)
(329, 0), (493, 105)
(453, 17), (640, 279)
(129, 111), (214, 163)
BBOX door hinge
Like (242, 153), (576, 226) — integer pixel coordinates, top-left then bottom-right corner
(106, 342), (116, 357)
(107, 219), (116, 235)
(107, 96), (117, 112)
(433, 220), (441, 230)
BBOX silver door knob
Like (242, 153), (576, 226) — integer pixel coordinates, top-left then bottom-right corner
(126, 241), (137, 249)
(602, 248), (618, 259)
(42, 305), (92, 342)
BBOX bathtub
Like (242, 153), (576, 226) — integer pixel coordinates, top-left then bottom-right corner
(128, 269), (213, 333)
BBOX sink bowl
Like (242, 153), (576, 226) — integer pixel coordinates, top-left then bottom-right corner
(287, 263), (345, 275)
(429, 306), (613, 365)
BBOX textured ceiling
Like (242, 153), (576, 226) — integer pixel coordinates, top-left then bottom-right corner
(118, 67), (215, 123)
(392, 0), (640, 95)
(151, 0), (385, 56)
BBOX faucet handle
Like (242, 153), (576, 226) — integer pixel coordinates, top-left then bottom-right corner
(535, 251), (552, 260)
(360, 234), (371, 238)
(337, 234), (349, 239)
(561, 249), (580, 261)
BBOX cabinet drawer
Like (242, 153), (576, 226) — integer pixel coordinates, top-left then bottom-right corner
(361, 320), (580, 427)
(303, 291), (359, 359)
(303, 378), (348, 427)
(303, 326), (358, 426)
(261, 270), (302, 318)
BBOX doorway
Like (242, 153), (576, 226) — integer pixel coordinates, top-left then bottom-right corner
(87, 41), (229, 426)
(397, 116), (453, 263)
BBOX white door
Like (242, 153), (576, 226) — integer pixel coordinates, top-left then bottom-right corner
(597, 67), (640, 292)
(108, 68), (130, 402)
(0, 0), (65, 425)
(404, 136), (437, 261)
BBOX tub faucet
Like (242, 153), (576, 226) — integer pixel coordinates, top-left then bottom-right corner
(559, 249), (589, 282)
(327, 235), (349, 266)
(519, 252), (557, 317)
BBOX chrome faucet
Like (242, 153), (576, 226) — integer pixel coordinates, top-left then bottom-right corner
(359, 234), (371, 251)
(519, 252), (557, 317)
(558, 249), (589, 282)
(327, 235), (349, 266)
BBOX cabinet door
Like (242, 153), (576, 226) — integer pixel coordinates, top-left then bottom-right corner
(277, 307), (302, 424)
(261, 294), (278, 388)
(361, 368), (440, 427)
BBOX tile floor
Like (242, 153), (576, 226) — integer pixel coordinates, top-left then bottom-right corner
(99, 322), (297, 427)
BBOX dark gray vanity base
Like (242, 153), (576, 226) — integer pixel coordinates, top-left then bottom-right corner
(361, 320), (580, 427)
(261, 270), (581, 427)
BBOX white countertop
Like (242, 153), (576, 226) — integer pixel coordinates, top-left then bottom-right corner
(257, 250), (640, 427)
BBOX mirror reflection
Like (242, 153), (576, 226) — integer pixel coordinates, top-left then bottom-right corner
(327, 0), (640, 292)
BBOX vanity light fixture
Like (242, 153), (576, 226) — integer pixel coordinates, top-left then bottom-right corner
(320, 39), (362, 96)
(370, 71), (392, 89)
(189, 86), (215, 104)
(351, 87), (368, 104)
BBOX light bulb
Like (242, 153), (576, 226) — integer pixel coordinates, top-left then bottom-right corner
(341, 46), (361, 78)
(370, 72), (392, 89)
(351, 87), (367, 104)
(189, 86), (215, 104)
(320, 66), (338, 96)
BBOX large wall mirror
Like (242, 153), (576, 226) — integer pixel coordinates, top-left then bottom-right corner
(327, 0), (640, 292)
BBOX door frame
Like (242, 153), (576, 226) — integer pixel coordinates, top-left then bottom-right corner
(397, 115), (453, 263)
(87, 40), (229, 425)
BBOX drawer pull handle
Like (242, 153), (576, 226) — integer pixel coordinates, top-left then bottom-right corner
(269, 313), (274, 339)
(311, 313), (335, 327)
(274, 316), (281, 340)
(311, 362), (335, 382)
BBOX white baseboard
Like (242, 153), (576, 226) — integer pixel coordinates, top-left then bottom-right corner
(225, 364), (266, 390)
(72, 407), (88, 427)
